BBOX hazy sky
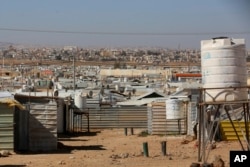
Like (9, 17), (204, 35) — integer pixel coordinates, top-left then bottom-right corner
(0, 0), (250, 49)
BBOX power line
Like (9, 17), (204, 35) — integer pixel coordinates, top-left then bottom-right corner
(0, 27), (250, 36)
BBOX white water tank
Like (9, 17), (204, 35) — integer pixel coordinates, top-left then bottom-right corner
(74, 93), (87, 109)
(115, 84), (120, 91)
(26, 78), (32, 85)
(166, 98), (185, 119)
(201, 37), (247, 102)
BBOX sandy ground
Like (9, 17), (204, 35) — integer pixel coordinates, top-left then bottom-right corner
(0, 128), (243, 167)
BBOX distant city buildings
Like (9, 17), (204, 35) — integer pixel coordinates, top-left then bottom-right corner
(0, 45), (203, 65)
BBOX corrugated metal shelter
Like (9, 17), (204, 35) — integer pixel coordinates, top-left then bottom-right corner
(0, 96), (25, 151)
(69, 106), (148, 131)
(26, 102), (58, 152)
(0, 103), (14, 150)
(170, 88), (199, 136)
(148, 101), (188, 135)
(11, 94), (59, 152)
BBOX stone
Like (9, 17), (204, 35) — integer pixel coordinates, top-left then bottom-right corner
(181, 139), (190, 144)
(182, 155), (190, 159)
(185, 135), (195, 141)
(212, 155), (225, 167)
(0, 150), (10, 157)
(190, 162), (200, 167)
(57, 160), (66, 165)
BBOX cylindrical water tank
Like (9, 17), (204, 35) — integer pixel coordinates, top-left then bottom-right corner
(53, 89), (59, 97)
(201, 37), (247, 102)
(26, 78), (32, 85)
(166, 99), (184, 119)
(22, 85), (28, 90)
(74, 93), (87, 109)
(115, 84), (120, 91)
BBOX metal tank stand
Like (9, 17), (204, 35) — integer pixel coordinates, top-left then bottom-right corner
(197, 87), (250, 164)
(73, 107), (90, 133)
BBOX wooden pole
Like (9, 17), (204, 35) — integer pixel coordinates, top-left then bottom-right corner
(161, 141), (167, 156)
(143, 142), (149, 157)
(124, 128), (127, 136)
(130, 128), (134, 135)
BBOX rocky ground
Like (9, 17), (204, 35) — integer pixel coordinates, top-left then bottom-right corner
(0, 128), (243, 167)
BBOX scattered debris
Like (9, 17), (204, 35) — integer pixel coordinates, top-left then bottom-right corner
(109, 153), (130, 159)
(190, 162), (200, 167)
(182, 155), (190, 159)
(69, 156), (75, 159)
(181, 140), (190, 144)
(57, 160), (66, 165)
(120, 153), (129, 158)
(201, 163), (213, 167)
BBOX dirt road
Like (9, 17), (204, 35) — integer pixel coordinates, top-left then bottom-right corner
(0, 129), (241, 167)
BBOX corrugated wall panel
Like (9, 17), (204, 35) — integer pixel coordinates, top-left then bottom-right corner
(147, 104), (152, 134)
(150, 102), (187, 135)
(68, 102), (188, 135)
(28, 103), (57, 151)
(14, 109), (29, 151)
(78, 106), (148, 130)
(0, 105), (14, 150)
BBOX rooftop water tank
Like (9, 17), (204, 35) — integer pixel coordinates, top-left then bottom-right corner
(115, 84), (120, 91)
(74, 93), (87, 109)
(201, 37), (247, 102)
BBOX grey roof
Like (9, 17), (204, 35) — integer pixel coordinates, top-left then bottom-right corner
(0, 91), (13, 99)
(135, 91), (166, 100)
(116, 91), (167, 106)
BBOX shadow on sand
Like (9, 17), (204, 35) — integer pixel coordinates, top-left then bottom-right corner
(58, 131), (101, 138)
(57, 130), (105, 152)
(16, 130), (105, 155)
(0, 165), (27, 167)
